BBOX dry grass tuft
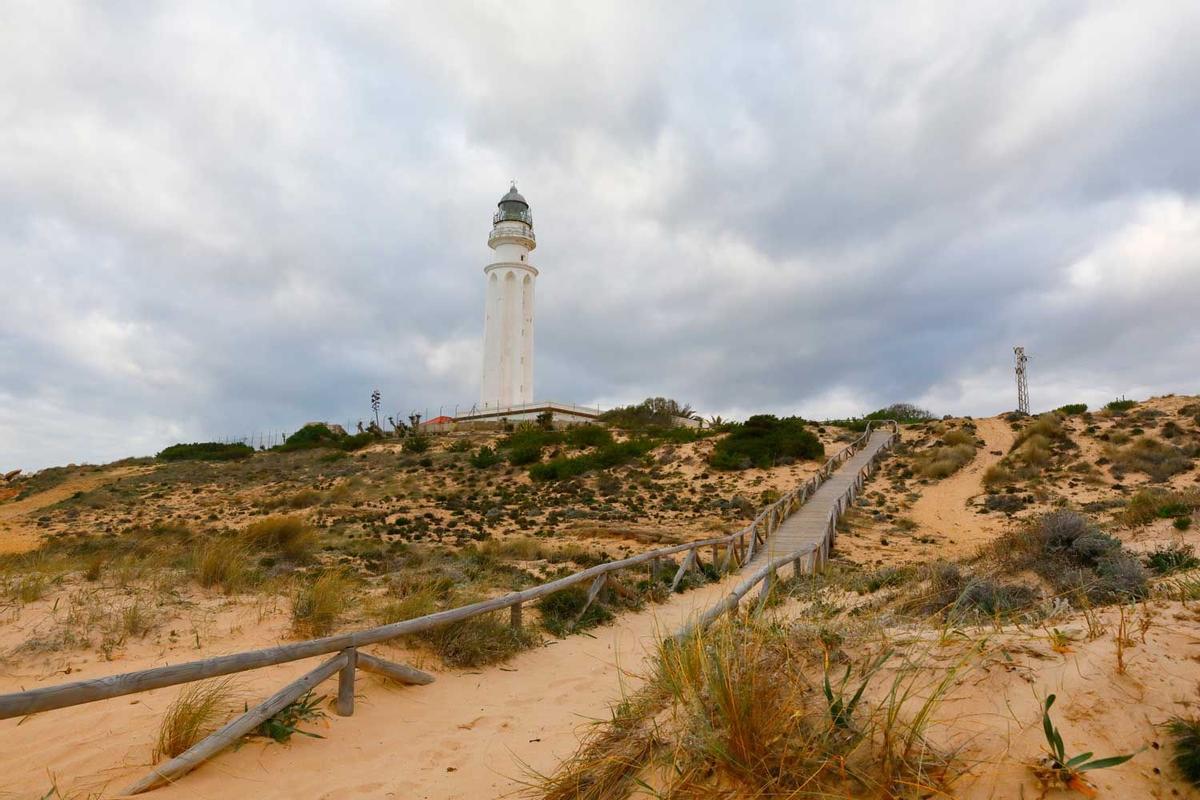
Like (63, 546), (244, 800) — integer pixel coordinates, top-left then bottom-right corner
(290, 569), (353, 636)
(154, 678), (239, 760)
(244, 515), (318, 562)
(535, 616), (963, 799)
(191, 536), (256, 592)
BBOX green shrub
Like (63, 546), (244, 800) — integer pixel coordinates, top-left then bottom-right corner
(1056, 403), (1088, 415)
(866, 403), (936, 423)
(941, 429), (975, 447)
(157, 442), (254, 461)
(448, 438), (474, 453)
(1011, 413), (1066, 450)
(508, 443), (543, 466)
(1122, 489), (1200, 525)
(912, 562), (1036, 619)
(599, 397), (694, 430)
(372, 590), (437, 625)
(530, 440), (654, 480)
(278, 424), (344, 451)
(1166, 716), (1200, 787)
(470, 446), (502, 469)
(402, 436), (431, 453)
(1145, 543), (1199, 575)
(502, 427), (563, 451)
(824, 403), (938, 431)
(341, 432), (377, 451)
(1105, 398), (1138, 412)
(538, 585), (615, 636)
(419, 613), (537, 667)
(566, 425), (614, 448)
(709, 415), (823, 470)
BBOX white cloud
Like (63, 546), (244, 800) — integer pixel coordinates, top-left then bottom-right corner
(1, 1), (1199, 470)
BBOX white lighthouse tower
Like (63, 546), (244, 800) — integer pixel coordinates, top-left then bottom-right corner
(480, 184), (537, 409)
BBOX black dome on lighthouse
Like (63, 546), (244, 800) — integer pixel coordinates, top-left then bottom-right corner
(499, 185), (528, 206)
(495, 183), (533, 224)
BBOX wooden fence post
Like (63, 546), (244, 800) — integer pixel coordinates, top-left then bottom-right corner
(570, 574), (607, 629)
(671, 549), (697, 592)
(337, 647), (357, 717)
(510, 602), (523, 630)
(756, 569), (775, 612)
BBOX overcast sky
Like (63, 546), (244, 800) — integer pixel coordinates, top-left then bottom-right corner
(2, 2), (1199, 471)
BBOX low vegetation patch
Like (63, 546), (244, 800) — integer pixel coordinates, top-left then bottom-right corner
(599, 397), (696, 430)
(1122, 489), (1200, 526)
(277, 423), (380, 453)
(1145, 543), (1199, 576)
(418, 612), (538, 667)
(529, 439), (655, 480)
(1105, 437), (1194, 483)
(904, 561), (1037, 620)
(987, 510), (1149, 604)
(914, 428), (978, 479)
(1055, 403), (1088, 415)
(538, 585), (615, 636)
(825, 402), (938, 431)
(1166, 715), (1200, 788)
(709, 415), (823, 470)
(157, 442), (255, 462)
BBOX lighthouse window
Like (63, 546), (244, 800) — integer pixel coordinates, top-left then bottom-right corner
(520, 254), (525, 261)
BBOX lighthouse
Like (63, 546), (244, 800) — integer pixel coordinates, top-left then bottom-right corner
(480, 184), (537, 409)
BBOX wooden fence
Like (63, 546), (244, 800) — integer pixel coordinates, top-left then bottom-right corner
(0, 421), (897, 794)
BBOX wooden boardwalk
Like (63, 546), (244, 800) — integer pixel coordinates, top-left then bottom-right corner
(747, 429), (894, 570)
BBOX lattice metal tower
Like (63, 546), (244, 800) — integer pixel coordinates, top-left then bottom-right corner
(1014, 346), (1030, 414)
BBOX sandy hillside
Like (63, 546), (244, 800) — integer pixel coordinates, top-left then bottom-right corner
(3, 398), (1200, 798)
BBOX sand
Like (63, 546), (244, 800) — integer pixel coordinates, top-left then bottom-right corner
(908, 416), (1015, 556)
(0, 566), (742, 799)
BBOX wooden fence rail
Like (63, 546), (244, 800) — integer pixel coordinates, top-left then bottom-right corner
(0, 421), (896, 794)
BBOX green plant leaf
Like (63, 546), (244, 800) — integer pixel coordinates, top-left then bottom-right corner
(1065, 751), (1094, 768)
(1077, 753), (1137, 771)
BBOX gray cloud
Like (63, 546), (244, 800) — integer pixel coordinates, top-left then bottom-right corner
(2, 1), (1199, 470)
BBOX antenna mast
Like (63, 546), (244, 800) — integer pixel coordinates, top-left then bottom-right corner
(1013, 346), (1030, 414)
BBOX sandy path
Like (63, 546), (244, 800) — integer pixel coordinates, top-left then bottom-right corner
(909, 417), (1014, 556)
(0, 466), (153, 554)
(0, 569), (741, 799)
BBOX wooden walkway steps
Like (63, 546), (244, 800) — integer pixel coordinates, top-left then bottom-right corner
(746, 429), (895, 571)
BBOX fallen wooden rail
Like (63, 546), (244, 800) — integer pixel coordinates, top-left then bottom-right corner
(0, 420), (895, 793)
